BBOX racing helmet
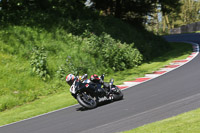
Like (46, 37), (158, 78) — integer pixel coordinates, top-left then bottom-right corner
(90, 74), (100, 83)
(66, 74), (75, 86)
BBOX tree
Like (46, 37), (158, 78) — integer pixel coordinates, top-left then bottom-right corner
(158, 0), (182, 32)
(180, 0), (200, 24)
(92, 0), (181, 26)
(0, 0), (86, 13)
(159, 0), (200, 32)
(0, 0), (87, 23)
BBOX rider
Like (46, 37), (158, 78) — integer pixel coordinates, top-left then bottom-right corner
(66, 74), (90, 85)
(66, 74), (110, 97)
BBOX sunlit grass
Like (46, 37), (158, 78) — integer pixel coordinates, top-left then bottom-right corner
(123, 108), (200, 133)
(0, 92), (77, 126)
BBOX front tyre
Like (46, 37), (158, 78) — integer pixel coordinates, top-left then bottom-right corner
(77, 92), (97, 109)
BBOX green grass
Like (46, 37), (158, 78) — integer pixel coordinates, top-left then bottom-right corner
(0, 42), (192, 126)
(0, 51), (67, 111)
(0, 92), (77, 126)
(123, 108), (200, 133)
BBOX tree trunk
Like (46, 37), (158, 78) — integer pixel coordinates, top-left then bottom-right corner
(115, 0), (122, 18)
(164, 15), (171, 33)
(1, 0), (8, 10)
(162, 16), (166, 32)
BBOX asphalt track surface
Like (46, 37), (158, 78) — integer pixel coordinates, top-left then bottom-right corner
(1, 33), (200, 133)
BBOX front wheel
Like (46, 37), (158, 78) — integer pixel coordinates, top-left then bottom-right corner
(77, 92), (97, 109)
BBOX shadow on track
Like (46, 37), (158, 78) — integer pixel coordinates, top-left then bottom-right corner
(76, 98), (124, 111)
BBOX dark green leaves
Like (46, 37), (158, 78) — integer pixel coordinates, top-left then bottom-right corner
(85, 32), (143, 71)
(30, 47), (50, 81)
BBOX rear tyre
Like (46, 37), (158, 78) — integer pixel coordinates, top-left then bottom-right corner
(112, 86), (123, 101)
(77, 92), (97, 109)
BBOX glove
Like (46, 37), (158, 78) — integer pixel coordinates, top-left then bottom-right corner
(81, 74), (88, 81)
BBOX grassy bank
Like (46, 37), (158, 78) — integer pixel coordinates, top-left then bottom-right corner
(123, 108), (200, 133)
(0, 26), (142, 112)
(0, 17), (170, 112)
(0, 42), (192, 126)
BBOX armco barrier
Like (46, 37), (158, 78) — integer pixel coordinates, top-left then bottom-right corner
(170, 21), (200, 34)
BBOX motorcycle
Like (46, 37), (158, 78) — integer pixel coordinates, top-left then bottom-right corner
(69, 75), (123, 109)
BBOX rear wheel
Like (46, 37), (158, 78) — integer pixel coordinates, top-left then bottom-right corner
(112, 86), (123, 101)
(77, 92), (97, 109)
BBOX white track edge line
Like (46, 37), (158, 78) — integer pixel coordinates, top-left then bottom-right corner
(0, 104), (79, 128)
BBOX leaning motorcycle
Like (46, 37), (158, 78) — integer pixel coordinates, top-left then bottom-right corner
(69, 75), (123, 109)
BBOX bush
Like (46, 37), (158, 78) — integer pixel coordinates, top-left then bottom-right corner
(30, 46), (50, 81)
(84, 32), (143, 71)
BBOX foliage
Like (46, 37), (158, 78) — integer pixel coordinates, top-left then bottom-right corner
(92, 0), (181, 25)
(179, 0), (200, 24)
(161, 0), (200, 32)
(146, 0), (200, 33)
(159, 0), (182, 15)
(0, 0), (183, 27)
(30, 47), (50, 81)
(57, 56), (81, 80)
(84, 32), (143, 71)
(0, 52), (57, 112)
